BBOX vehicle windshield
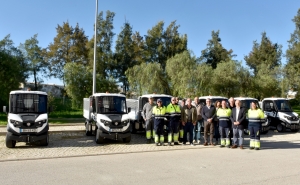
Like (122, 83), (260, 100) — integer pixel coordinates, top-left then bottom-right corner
(10, 94), (47, 114)
(274, 100), (293, 112)
(96, 96), (127, 114)
(240, 100), (260, 109)
(142, 97), (171, 108)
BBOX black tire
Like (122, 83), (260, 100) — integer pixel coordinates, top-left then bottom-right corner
(276, 123), (286, 132)
(291, 129), (299, 132)
(5, 134), (16, 148)
(40, 133), (49, 146)
(85, 122), (92, 136)
(95, 129), (104, 144)
(123, 135), (131, 143)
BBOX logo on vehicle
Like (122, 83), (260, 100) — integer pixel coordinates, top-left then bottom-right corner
(27, 123), (31, 127)
(114, 122), (118, 126)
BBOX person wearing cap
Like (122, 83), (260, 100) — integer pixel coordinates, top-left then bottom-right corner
(166, 97), (181, 145)
(181, 98), (197, 146)
(142, 96), (155, 143)
(152, 98), (167, 146)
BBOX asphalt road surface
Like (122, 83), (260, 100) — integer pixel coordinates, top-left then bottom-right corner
(1, 139), (300, 185)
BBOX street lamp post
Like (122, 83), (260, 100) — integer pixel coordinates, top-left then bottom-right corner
(92, 0), (98, 95)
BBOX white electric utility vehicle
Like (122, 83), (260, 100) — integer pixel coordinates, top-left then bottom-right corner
(4, 90), (49, 148)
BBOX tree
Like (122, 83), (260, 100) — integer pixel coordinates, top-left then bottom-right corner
(166, 51), (197, 97)
(88, 10), (115, 78)
(20, 34), (48, 90)
(64, 63), (118, 108)
(199, 30), (234, 69)
(285, 8), (300, 91)
(144, 21), (187, 70)
(125, 63), (165, 95)
(47, 22), (89, 85)
(245, 32), (282, 76)
(113, 22), (138, 94)
(0, 35), (28, 105)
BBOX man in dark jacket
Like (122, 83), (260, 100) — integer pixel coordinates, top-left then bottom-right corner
(201, 98), (216, 146)
(230, 100), (247, 149)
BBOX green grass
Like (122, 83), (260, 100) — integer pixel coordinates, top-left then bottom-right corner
(292, 105), (300, 115)
(49, 109), (83, 118)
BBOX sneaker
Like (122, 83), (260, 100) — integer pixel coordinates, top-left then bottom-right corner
(193, 140), (196, 144)
(190, 143), (195, 146)
(197, 140), (201, 144)
(160, 142), (164, 146)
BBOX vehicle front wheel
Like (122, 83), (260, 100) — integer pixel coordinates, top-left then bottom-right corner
(123, 135), (131, 143)
(5, 134), (16, 148)
(95, 129), (104, 144)
(276, 123), (286, 132)
(40, 133), (49, 146)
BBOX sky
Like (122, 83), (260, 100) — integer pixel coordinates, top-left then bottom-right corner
(1, 0), (300, 86)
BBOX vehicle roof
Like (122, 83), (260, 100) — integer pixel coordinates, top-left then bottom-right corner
(199, 96), (228, 99)
(140, 94), (172, 98)
(262, 97), (288, 101)
(10, 90), (47, 95)
(234, 97), (258, 101)
(93, 93), (125, 97)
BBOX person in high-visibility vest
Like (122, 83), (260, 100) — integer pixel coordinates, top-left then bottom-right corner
(248, 102), (265, 150)
(152, 99), (167, 146)
(217, 100), (232, 148)
(166, 97), (181, 146)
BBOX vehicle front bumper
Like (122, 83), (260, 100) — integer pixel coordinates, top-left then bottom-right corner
(6, 131), (48, 143)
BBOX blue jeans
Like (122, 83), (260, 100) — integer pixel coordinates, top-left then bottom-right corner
(193, 119), (202, 141)
(184, 122), (194, 144)
(233, 128), (244, 146)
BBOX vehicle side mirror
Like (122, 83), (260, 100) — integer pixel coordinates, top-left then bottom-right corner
(3, 106), (7, 113)
(127, 107), (131, 113)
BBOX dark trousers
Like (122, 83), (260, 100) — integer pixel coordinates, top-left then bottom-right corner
(249, 126), (261, 140)
(219, 127), (230, 139)
(168, 121), (179, 134)
(183, 122), (194, 144)
(204, 121), (214, 143)
(154, 119), (164, 136)
(214, 121), (220, 141)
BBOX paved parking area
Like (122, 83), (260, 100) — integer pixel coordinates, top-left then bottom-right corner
(0, 125), (299, 161)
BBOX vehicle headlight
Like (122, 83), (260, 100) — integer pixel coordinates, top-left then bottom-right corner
(284, 115), (291, 120)
(121, 120), (129, 126)
(100, 119), (111, 126)
(10, 119), (22, 127)
(36, 119), (47, 127)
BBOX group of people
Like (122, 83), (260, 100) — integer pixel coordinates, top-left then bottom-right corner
(142, 96), (265, 150)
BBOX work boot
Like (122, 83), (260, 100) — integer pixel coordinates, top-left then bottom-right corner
(147, 139), (151, 144)
(174, 142), (179, 145)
